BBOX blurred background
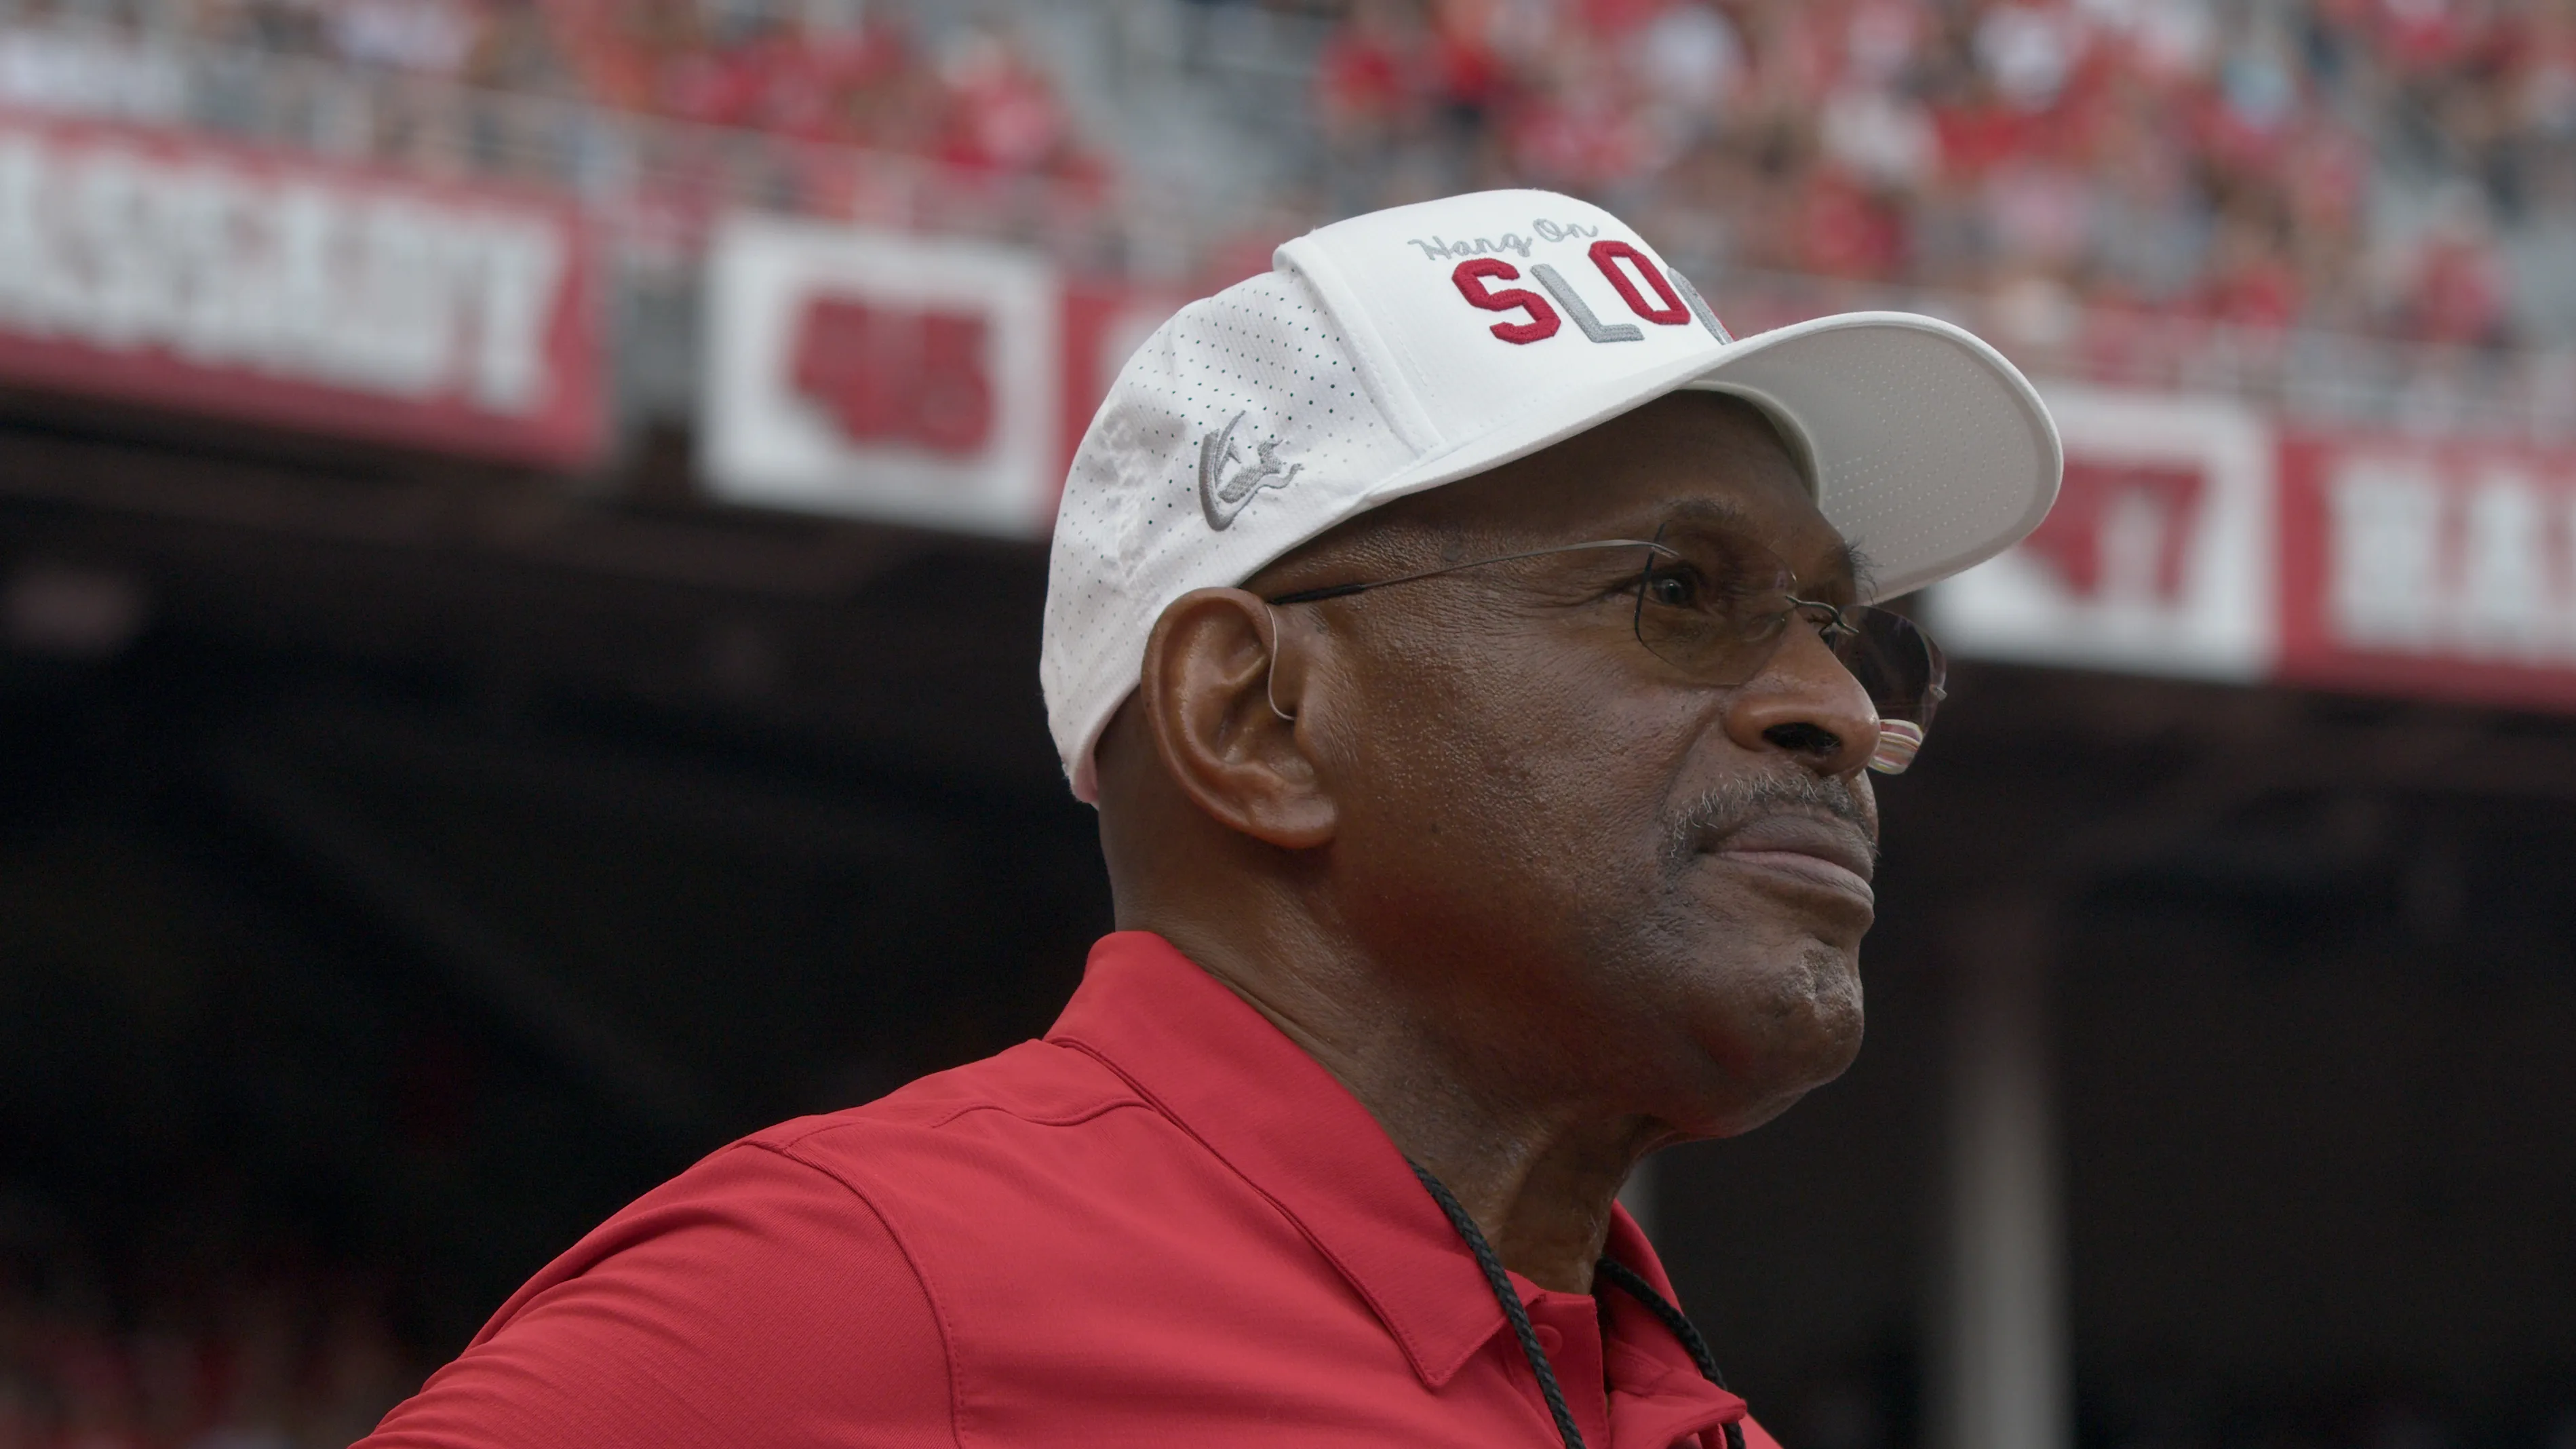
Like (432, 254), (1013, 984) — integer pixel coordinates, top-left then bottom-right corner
(0, 0), (2572, 1446)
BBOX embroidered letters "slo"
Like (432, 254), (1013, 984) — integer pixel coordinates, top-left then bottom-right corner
(1450, 241), (1730, 347)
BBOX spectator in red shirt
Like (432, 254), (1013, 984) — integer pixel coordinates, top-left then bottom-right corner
(2400, 193), (2514, 347)
(1318, 0), (1421, 146)
(1797, 165), (1909, 279)
(2199, 208), (2305, 330)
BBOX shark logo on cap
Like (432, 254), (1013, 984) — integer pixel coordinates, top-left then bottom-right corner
(1197, 412), (1302, 530)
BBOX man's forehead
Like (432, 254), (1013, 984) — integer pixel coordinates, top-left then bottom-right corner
(1456, 408), (1855, 576)
(1424, 393), (1797, 510)
(1650, 496), (1865, 590)
(1275, 391), (1849, 581)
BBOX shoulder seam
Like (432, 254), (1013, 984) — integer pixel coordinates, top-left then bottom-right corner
(760, 1045), (1153, 1145)
(741, 1139), (968, 1449)
(918, 1095), (1150, 1132)
(760, 1095), (1150, 1146)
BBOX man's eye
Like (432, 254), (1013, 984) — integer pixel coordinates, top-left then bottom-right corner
(1644, 570), (1700, 608)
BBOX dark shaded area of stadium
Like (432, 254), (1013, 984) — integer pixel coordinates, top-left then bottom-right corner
(2, 393), (2571, 1448)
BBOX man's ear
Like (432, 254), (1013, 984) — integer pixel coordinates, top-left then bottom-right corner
(1137, 588), (1336, 849)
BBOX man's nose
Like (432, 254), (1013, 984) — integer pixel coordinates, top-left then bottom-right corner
(1721, 623), (1882, 777)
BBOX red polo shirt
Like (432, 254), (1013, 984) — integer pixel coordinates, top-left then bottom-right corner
(362, 932), (1774, 1449)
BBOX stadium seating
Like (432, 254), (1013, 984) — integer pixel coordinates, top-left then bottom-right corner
(10, 0), (2569, 357)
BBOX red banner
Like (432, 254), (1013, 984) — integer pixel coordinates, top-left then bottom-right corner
(1934, 387), (2576, 718)
(2279, 429), (2576, 712)
(0, 109), (604, 468)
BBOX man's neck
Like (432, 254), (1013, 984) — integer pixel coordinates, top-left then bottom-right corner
(1167, 922), (1670, 1294)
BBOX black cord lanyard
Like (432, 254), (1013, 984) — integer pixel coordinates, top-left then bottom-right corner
(1410, 1163), (1749, 1449)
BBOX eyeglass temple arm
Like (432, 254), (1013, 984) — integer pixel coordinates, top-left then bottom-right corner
(1262, 539), (1674, 606)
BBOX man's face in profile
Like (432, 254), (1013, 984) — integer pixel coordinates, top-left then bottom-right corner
(1262, 393), (1883, 1140)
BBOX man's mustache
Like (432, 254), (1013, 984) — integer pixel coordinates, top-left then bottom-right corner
(1663, 771), (1879, 867)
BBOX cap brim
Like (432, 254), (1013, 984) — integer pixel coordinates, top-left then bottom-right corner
(1362, 311), (2062, 603)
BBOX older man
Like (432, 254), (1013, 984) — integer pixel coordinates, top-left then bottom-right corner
(362, 190), (2057, 1449)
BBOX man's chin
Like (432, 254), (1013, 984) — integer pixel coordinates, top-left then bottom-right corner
(1669, 949), (1865, 1135)
(1788, 945), (1868, 1077)
(1699, 1028), (1861, 1136)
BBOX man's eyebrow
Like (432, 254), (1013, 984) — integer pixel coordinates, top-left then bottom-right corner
(1648, 497), (1871, 590)
(1655, 497), (1753, 529)
(1827, 541), (1873, 594)
(1844, 543), (1886, 595)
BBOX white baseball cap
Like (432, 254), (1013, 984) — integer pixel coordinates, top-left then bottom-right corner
(1043, 188), (2061, 803)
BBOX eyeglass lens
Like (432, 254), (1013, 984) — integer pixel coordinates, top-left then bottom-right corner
(1629, 526), (1949, 774)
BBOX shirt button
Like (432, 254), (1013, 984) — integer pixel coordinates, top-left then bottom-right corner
(1533, 1324), (1563, 1355)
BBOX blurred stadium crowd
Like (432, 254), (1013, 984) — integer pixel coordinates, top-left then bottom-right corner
(39, 0), (1103, 180)
(11, 0), (2573, 347)
(1311, 0), (2570, 345)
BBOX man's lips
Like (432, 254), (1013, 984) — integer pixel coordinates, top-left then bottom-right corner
(1704, 813), (1879, 904)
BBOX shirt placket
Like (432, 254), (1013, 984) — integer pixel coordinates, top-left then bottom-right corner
(1599, 1296), (1750, 1449)
(1519, 1288), (1614, 1449)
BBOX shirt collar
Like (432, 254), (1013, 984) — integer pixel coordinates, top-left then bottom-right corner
(1045, 929), (1723, 1401)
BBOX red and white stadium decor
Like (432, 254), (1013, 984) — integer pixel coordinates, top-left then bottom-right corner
(1932, 385), (2576, 714)
(0, 109), (602, 468)
(701, 214), (1061, 539)
(1929, 387), (2278, 682)
(2279, 430), (2576, 711)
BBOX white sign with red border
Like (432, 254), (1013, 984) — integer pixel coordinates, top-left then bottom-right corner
(2278, 428), (2576, 712)
(702, 214), (1062, 539)
(1933, 382), (2576, 718)
(1930, 385), (2277, 682)
(0, 108), (602, 467)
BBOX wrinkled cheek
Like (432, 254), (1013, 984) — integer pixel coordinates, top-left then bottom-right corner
(1342, 635), (1681, 951)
